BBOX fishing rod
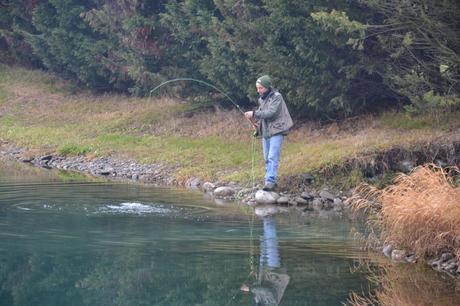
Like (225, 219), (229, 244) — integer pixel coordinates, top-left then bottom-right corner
(149, 78), (259, 130)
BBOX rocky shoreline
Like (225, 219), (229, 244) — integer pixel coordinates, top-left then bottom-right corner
(1, 142), (458, 278)
(382, 244), (460, 278)
(0, 143), (349, 218)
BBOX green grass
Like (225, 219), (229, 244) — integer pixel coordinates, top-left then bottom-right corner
(0, 86), (9, 105)
(379, 110), (460, 131)
(58, 144), (92, 156)
(0, 64), (75, 94)
(1, 64), (459, 187)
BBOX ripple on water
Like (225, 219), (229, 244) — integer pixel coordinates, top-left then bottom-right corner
(97, 202), (175, 216)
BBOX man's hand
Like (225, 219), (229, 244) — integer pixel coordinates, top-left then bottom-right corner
(244, 111), (254, 119)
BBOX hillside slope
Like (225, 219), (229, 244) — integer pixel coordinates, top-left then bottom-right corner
(1, 65), (459, 189)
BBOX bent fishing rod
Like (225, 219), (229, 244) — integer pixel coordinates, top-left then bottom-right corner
(149, 78), (259, 130)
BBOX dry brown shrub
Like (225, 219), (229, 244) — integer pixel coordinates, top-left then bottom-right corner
(348, 164), (460, 259)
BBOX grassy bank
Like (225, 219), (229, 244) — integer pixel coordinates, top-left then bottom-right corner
(1, 65), (459, 187)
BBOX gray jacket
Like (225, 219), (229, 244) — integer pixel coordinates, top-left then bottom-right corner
(254, 90), (293, 138)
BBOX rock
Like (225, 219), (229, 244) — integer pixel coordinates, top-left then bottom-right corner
(19, 156), (34, 163)
(440, 252), (454, 263)
(312, 198), (323, 210)
(186, 177), (201, 190)
(435, 159), (448, 168)
(213, 186), (236, 198)
(294, 196), (308, 205)
(288, 198), (298, 206)
(202, 182), (216, 193)
(430, 258), (442, 269)
(405, 253), (417, 263)
(456, 265), (460, 275)
(97, 168), (113, 175)
(132, 174), (139, 180)
(396, 160), (414, 173)
(255, 190), (280, 204)
(276, 196), (289, 205)
(382, 244), (393, 258)
(300, 191), (314, 200)
(319, 190), (335, 201)
(323, 200), (334, 210)
(333, 198), (344, 211)
(391, 249), (407, 261)
(40, 154), (53, 162)
(333, 198), (343, 206)
(443, 262), (457, 273)
(302, 173), (315, 185)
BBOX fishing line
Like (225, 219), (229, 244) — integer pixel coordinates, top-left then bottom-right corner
(149, 78), (245, 114)
(149, 78), (258, 130)
(251, 134), (257, 189)
(150, 78), (259, 188)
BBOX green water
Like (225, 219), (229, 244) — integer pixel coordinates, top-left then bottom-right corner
(1, 160), (458, 306)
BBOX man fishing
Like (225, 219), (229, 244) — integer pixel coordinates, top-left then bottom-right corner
(244, 75), (293, 191)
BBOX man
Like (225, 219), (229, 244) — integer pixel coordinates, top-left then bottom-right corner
(244, 75), (293, 191)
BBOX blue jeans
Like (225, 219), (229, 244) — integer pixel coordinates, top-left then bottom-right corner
(262, 134), (284, 184)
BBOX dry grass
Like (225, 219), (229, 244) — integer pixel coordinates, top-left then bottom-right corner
(349, 164), (460, 259)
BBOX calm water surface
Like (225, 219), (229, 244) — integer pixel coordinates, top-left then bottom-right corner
(1, 159), (458, 306)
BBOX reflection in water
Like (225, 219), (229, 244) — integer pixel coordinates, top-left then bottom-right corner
(241, 215), (290, 306)
(347, 256), (460, 306)
(253, 216), (290, 306)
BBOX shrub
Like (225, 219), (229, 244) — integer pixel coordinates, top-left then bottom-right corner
(349, 164), (460, 259)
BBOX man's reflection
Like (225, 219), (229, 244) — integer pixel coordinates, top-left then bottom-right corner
(242, 215), (290, 306)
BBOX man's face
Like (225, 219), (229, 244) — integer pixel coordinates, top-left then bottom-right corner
(256, 84), (268, 95)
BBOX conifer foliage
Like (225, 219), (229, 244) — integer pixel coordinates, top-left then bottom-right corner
(1, 0), (459, 118)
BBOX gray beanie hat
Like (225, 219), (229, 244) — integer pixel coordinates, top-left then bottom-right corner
(256, 75), (272, 89)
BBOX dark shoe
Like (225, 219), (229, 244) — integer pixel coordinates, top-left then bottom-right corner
(262, 182), (277, 191)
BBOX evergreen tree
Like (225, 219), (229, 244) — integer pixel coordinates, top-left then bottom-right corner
(312, 0), (460, 114)
(0, 0), (41, 66)
(26, 0), (114, 89)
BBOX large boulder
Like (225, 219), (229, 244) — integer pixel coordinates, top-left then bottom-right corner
(255, 190), (280, 204)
